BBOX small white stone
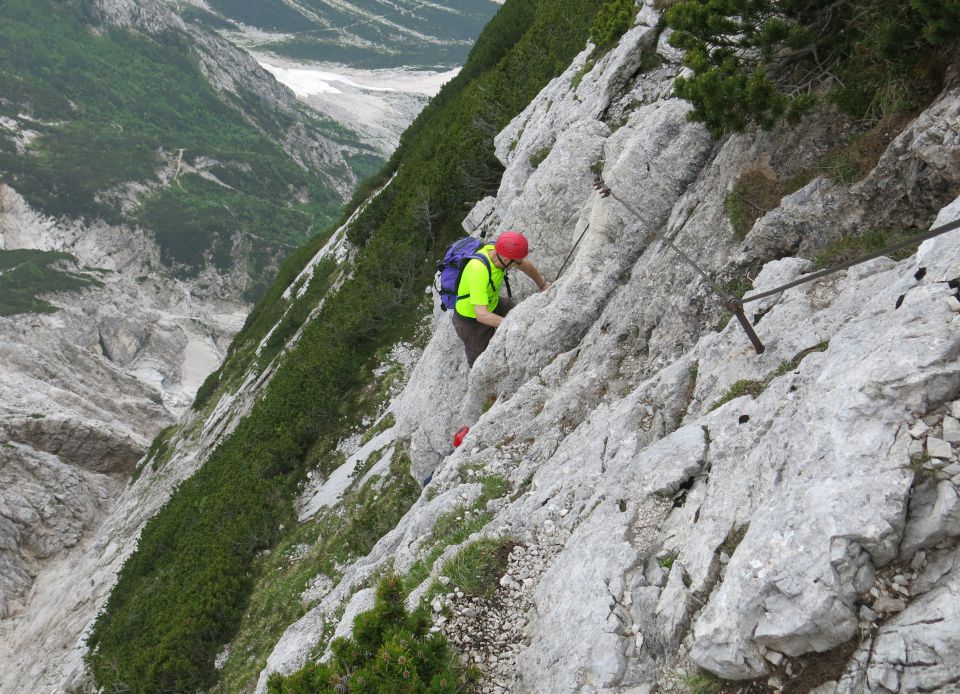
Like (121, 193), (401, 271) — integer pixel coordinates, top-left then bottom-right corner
(438, 576), (451, 586)
(911, 421), (931, 439)
(559, 508), (569, 517)
(942, 416), (960, 444)
(860, 605), (879, 622)
(765, 650), (785, 666)
(928, 437), (953, 459)
(635, 633), (645, 651)
(873, 596), (907, 614)
(951, 401), (960, 420)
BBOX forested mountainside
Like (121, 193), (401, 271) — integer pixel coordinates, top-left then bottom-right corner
(177, 0), (502, 69)
(4, 0), (960, 692)
(0, 0), (379, 298)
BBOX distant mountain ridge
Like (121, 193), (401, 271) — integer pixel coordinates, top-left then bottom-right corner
(179, 0), (501, 69)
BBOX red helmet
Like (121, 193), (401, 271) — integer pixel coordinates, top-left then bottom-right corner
(495, 231), (528, 260)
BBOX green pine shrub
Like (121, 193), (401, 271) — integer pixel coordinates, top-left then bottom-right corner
(267, 576), (463, 694)
(909, 0), (960, 44)
(591, 0), (640, 52)
(664, 0), (957, 136)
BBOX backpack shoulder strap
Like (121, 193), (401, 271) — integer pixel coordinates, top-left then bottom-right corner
(467, 250), (494, 287)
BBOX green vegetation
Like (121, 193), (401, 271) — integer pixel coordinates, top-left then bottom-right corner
(664, 0), (957, 136)
(813, 229), (920, 269)
(682, 669), (724, 694)
(709, 342), (829, 411)
(709, 379), (765, 411)
(437, 537), (517, 598)
(722, 278), (753, 301)
(404, 475), (511, 595)
(907, 452), (941, 479)
(571, 58), (597, 90)
(131, 425), (179, 482)
(87, 1), (603, 690)
(215, 446), (421, 692)
(591, 0), (640, 52)
(529, 146), (552, 168)
(266, 575), (467, 694)
(0, 249), (103, 316)
(0, 0), (376, 289)
(724, 169), (784, 239)
(773, 341), (829, 377)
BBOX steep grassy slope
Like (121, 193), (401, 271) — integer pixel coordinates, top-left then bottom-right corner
(85, 0), (604, 690)
(0, 0), (378, 299)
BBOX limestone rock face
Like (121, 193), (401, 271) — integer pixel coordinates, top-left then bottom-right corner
(8, 2), (960, 693)
(254, 0), (960, 686)
(0, 444), (121, 619)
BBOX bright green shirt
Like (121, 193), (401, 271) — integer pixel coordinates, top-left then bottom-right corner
(455, 244), (505, 318)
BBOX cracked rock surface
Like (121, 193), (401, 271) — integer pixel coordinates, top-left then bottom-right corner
(254, 3), (960, 689)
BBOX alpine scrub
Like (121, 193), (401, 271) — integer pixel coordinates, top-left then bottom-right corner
(664, 0), (959, 136)
(267, 576), (466, 694)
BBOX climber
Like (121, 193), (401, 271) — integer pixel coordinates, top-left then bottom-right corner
(452, 231), (551, 367)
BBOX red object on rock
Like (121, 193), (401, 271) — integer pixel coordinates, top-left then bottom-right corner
(453, 426), (470, 448)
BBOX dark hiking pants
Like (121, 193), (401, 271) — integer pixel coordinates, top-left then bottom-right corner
(452, 297), (514, 367)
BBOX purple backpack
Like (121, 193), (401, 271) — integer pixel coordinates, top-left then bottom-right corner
(434, 238), (511, 312)
(434, 238), (491, 312)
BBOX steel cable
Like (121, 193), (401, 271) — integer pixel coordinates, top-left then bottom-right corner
(741, 217), (960, 304)
(595, 177), (960, 354)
